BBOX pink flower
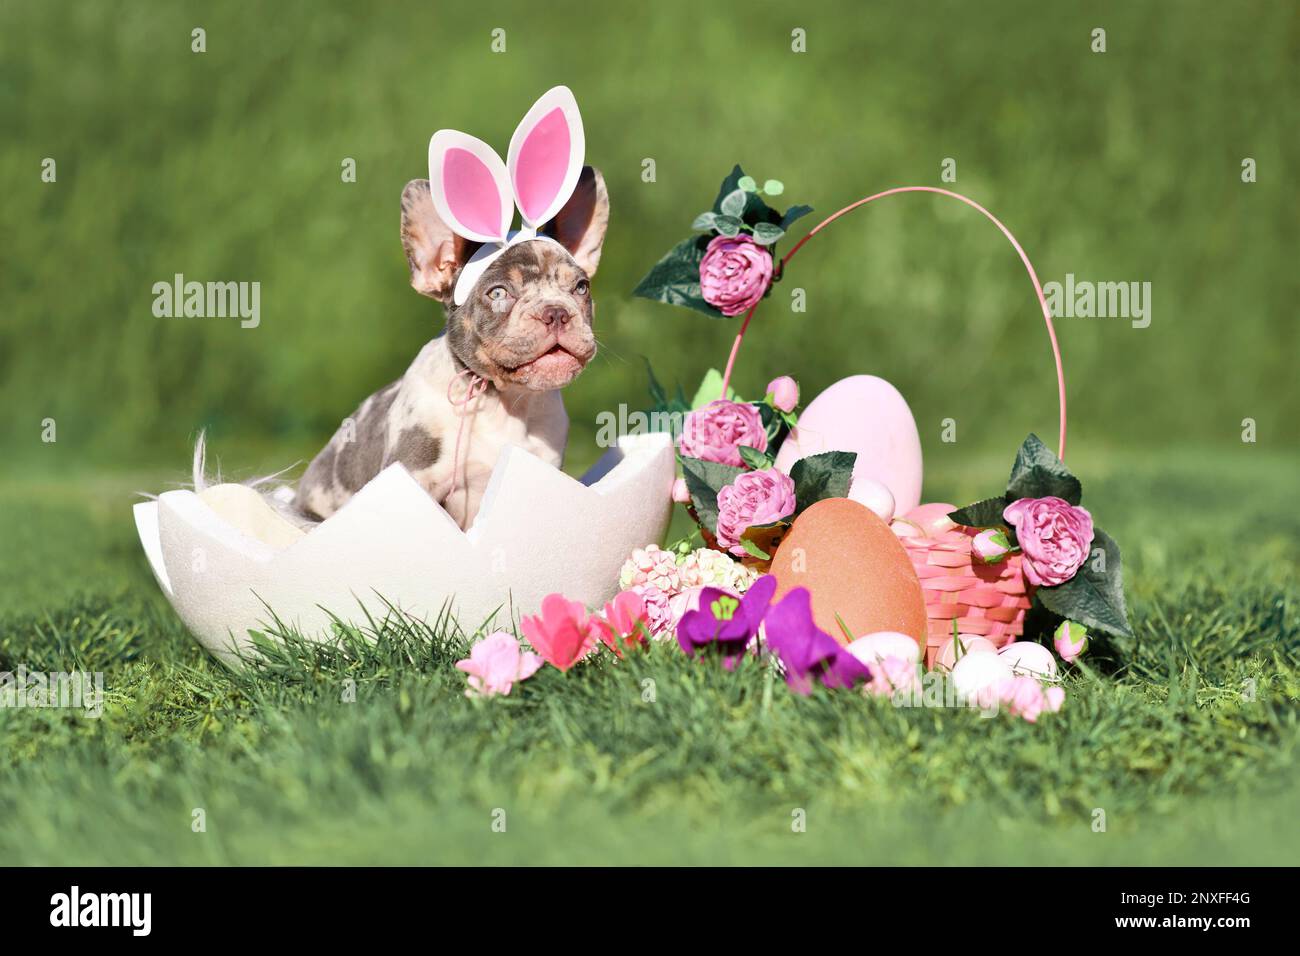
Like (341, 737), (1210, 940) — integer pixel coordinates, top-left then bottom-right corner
(994, 676), (1067, 723)
(632, 584), (675, 638)
(678, 399), (767, 468)
(699, 234), (773, 316)
(766, 375), (799, 413)
(521, 594), (598, 672)
(618, 544), (682, 594)
(594, 590), (649, 656)
(972, 528), (1012, 564)
(715, 467), (797, 556)
(1002, 496), (1095, 587)
(1054, 620), (1089, 663)
(455, 631), (543, 698)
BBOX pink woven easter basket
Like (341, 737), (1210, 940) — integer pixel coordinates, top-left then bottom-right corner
(716, 187), (1069, 668)
(902, 526), (1035, 668)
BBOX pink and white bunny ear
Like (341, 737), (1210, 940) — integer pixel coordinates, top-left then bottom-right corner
(507, 86), (585, 229)
(428, 130), (513, 244)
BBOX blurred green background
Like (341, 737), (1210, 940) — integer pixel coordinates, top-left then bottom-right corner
(2, 0), (1296, 478)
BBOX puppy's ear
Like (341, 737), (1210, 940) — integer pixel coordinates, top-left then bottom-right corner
(400, 179), (478, 301)
(542, 165), (609, 277)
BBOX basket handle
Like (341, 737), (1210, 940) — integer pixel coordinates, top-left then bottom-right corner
(719, 186), (1068, 460)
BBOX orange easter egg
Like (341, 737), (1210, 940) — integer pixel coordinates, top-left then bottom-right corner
(769, 498), (927, 651)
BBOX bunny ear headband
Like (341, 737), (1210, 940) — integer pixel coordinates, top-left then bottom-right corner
(428, 86), (586, 305)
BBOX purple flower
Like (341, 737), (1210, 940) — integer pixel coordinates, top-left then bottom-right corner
(1003, 496), (1095, 587)
(678, 399), (767, 468)
(715, 467), (797, 556)
(763, 587), (873, 695)
(676, 574), (777, 668)
(699, 234), (773, 317)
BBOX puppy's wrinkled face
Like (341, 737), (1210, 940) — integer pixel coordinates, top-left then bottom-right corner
(446, 241), (596, 391)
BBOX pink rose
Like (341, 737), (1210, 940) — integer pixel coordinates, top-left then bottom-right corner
(671, 477), (692, 503)
(972, 527), (1012, 564)
(715, 467), (797, 555)
(1054, 620), (1089, 663)
(1002, 496), (1095, 587)
(678, 399), (767, 468)
(766, 375), (799, 413)
(699, 234), (773, 316)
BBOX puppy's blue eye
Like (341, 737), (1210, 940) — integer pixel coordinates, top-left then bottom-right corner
(487, 286), (509, 301)
(574, 279), (589, 295)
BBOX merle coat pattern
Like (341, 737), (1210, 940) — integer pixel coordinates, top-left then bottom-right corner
(294, 167), (609, 529)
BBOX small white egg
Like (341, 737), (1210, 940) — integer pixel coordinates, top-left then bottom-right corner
(950, 652), (1014, 700)
(934, 634), (997, 670)
(848, 477), (896, 522)
(997, 641), (1058, 678)
(845, 631), (921, 666)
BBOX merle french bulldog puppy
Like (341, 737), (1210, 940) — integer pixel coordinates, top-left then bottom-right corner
(294, 167), (608, 529)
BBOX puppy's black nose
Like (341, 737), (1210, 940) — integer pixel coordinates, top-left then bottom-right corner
(538, 305), (571, 328)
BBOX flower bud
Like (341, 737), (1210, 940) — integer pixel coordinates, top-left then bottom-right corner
(972, 528), (1012, 564)
(765, 375), (799, 413)
(671, 477), (691, 504)
(1054, 619), (1089, 663)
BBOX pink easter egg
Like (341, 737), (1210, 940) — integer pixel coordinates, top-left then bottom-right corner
(774, 375), (923, 516)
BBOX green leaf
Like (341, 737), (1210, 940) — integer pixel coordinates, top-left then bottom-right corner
(948, 496), (1011, 529)
(689, 368), (742, 408)
(755, 402), (785, 446)
(679, 456), (744, 533)
(631, 235), (726, 319)
(714, 215), (742, 237)
(713, 165), (780, 224)
(1035, 528), (1132, 639)
(740, 538), (771, 560)
(719, 189), (748, 218)
(789, 451), (857, 514)
(752, 222), (785, 245)
(738, 445), (774, 470)
(1006, 433), (1082, 504)
(780, 204), (814, 229)
(762, 179), (784, 195)
(737, 175), (758, 192)
(691, 211), (718, 231)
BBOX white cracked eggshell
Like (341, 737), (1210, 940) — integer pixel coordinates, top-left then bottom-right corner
(774, 375), (923, 516)
(134, 433), (675, 666)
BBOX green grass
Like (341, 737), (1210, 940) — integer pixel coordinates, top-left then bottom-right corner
(1, 447), (1296, 865)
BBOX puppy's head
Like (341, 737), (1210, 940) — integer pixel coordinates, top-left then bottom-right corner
(400, 166), (608, 391)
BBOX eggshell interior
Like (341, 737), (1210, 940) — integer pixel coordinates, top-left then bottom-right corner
(769, 497), (927, 651)
(135, 433), (675, 666)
